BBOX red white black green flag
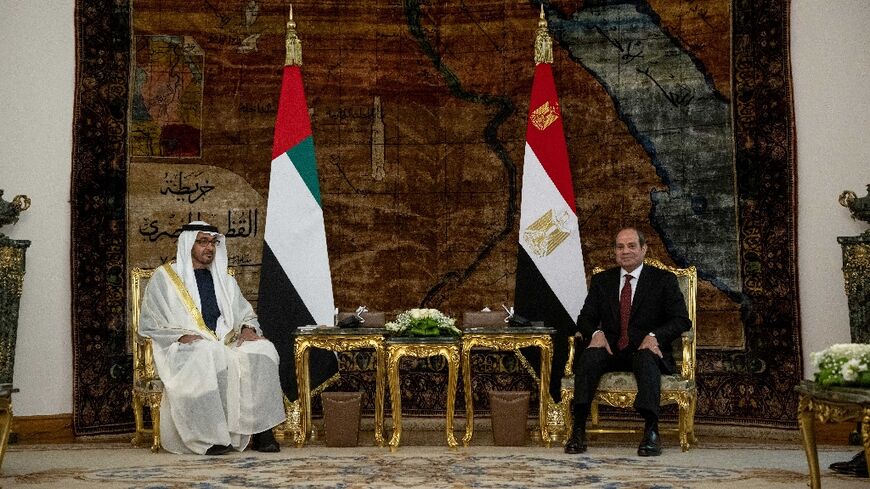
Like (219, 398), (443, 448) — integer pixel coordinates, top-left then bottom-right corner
(257, 14), (337, 400)
(514, 10), (587, 401)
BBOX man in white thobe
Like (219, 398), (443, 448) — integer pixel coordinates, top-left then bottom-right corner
(139, 221), (285, 455)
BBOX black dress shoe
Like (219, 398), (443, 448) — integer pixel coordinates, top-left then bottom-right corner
(829, 451), (869, 477)
(252, 429), (280, 453)
(205, 444), (233, 455)
(564, 429), (587, 454)
(637, 427), (662, 457)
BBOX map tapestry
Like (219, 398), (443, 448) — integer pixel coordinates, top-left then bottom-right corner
(72, 0), (799, 434)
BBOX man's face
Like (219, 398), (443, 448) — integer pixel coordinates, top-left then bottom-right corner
(614, 228), (647, 272)
(190, 232), (218, 269)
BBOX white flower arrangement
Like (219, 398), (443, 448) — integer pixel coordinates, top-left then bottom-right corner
(385, 308), (461, 337)
(811, 343), (870, 386)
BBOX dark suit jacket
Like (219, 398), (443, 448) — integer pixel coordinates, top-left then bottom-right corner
(575, 264), (691, 374)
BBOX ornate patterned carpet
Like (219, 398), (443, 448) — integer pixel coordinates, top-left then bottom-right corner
(2, 443), (865, 488)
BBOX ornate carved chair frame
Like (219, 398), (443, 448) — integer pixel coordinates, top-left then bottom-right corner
(559, 258), (698, 451)
(129, 266), (236, 452)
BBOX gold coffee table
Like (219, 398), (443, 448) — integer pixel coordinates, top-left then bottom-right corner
(294, 328), (387, 447)
(386, 336), (461, 449)
(795, 380), (870, 489)
(460, 326), (554, 446)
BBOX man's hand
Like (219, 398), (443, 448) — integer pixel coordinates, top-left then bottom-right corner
(236, 326), (263, 346)
(587, 331), (612, 355)
(639, 334), (663, 358)
(178, 334), (202, 344)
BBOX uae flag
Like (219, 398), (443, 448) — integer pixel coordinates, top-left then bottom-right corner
(258, 39), (337, 400)
(514, 61), (587, 401)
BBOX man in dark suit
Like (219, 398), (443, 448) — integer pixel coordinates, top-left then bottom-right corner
(565, 227), (691, 456)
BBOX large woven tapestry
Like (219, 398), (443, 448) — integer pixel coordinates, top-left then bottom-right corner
(72, 0), (799, 434)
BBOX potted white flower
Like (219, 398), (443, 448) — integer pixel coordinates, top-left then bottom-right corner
(811, 343), (870, 386)
(385, 308), (461, 337)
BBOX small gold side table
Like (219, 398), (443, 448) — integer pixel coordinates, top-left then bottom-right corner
(294, 328), (386, 447)
(460, 326), (554, 447)
(795, 380), (870, 489)
(386, 337), (460, 449)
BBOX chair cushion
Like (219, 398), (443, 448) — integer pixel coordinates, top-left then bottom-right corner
(560, 373), (693, 392)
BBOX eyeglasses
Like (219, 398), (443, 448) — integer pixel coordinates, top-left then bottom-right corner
(194, 238), (221, 247)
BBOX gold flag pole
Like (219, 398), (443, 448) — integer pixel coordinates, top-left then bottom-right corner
(534, 4), (553, 65)
(285, 4), (303, 66)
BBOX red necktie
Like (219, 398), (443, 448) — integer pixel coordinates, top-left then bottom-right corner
(618, 275), (633, 350)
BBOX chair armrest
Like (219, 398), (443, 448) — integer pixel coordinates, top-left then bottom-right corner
(564, 335), (577, 377)
(679, 331), (695, 380)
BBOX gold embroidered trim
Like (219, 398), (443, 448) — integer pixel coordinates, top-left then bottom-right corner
(161, 264), (219, 341)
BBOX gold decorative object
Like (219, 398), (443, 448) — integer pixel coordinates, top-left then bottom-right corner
(795, 380), (870, 489)
(284, 5), (302, 67)
(294, 330), (387, 447)
(386, 338), (460, 449)
(533, 4), (553, 65)
(840, 184), (870, 227)
(0, 190), (29, 234)
(460, 329), (553, 447)
(558, 258), (698, 452)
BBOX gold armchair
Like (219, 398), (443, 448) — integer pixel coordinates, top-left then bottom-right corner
(129, 266), (236, 452)
(559, 258), (698, 451)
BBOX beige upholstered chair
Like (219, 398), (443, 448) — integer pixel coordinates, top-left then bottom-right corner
(129, 266), (236, 452)
(559, 257), (698, 451)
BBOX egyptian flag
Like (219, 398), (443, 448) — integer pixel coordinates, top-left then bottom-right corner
(258, 51), (337, 400)
(514, 61), (587, 402)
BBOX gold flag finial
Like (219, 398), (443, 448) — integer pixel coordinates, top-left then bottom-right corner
(285, 4), (302, 66)
(534, 4), (553, 65)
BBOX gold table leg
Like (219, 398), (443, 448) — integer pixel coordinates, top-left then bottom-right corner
(862, 409), (870, 479)
(461, 341), (474, 446)
(0, 399), (13, 470)
(387, 347), (403, 450)
(538, 343), (552, 447)
(445, 347), (459, 448)
(797, 393), (820, 489)
(374, 344), (386, 447)
(294, 342), (311, 447)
